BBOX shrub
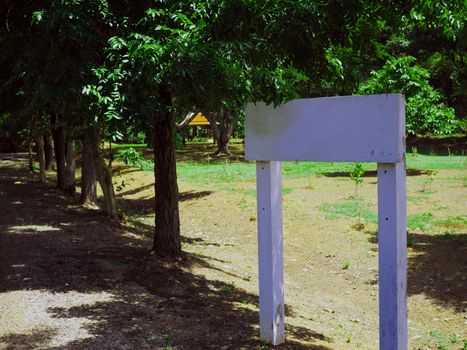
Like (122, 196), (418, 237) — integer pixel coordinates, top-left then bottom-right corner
(115, 147), (154, 171)
(359, 56), (459, 135)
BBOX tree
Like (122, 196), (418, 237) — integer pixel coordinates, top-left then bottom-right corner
(401, 1), (466, 118)
(98, 1), (309, 257)
(205, 110), (240, 156)
(5, 0), (460, 259)
(359, 56), (458, 135)
(361, 1), (466, 132)
(1, 0), (124, 213)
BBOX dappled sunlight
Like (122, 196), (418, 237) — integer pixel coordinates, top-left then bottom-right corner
(0, 290), (116, 349)
(7, 225), (61, 234)
(0, 146), (465, 348)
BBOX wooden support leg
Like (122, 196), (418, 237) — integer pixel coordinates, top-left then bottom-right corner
(256, 161), (285, 345)
(377, 162), (407, 350)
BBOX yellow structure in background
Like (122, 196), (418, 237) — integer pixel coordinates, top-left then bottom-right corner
(188, 113), (210, 126)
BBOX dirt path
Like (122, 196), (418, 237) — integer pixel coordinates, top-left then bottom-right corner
(0, 161), (325, 350)
(1, 156), (466, 350)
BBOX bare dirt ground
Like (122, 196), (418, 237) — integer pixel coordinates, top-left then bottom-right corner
(0, 144), (466, 350)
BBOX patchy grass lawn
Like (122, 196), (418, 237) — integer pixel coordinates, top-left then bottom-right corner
(1, 139), (465, 350)
(116, 140), (466, 349)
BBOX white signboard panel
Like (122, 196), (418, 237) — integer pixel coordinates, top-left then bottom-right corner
(246, 94), (405, 163)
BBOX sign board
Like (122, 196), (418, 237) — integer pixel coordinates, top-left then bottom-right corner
(246, 94), (407, 350)
(246, 94), (405, 163)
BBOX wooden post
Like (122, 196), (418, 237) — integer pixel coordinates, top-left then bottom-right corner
(377, 162), (407, 350)
(256, 161), (285, 345)
(246, 95), (406, 347)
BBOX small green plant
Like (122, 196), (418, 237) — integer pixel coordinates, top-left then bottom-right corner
(305, 178), (314, 190)
(427, 169), (437, 185)
(219, 283), (235, 294)
(350, 163), (366, 230)
(342, 258), (351, 270)
(115, 147), (154, 172)
(350, 163), (365, 192)
(116, 147), (143, 166)
(419, 170), (438, 193)
(441, 231), (454, 239)
(238, 197), (248, 210)
(407, 212), (434, 231)
(428, 330), (462, 350)
(159, 335), (174, 350)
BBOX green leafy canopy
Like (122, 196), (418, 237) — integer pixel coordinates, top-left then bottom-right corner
(359, 56), (459, 135)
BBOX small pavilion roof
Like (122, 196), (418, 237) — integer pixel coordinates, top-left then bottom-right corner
(189, 113), (210, 126)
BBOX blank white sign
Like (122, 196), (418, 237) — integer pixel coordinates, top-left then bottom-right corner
(245, 94), (405, 163)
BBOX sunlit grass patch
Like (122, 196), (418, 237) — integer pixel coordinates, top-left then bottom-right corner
(436, 215), (467, 230)
(318, 202), (377, 223)
(407, 212), (434, 231)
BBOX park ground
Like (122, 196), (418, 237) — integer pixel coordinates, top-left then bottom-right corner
(0, 139), (466, 350)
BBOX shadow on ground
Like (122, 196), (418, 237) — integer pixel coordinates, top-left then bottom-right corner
(0, 161), (331, 349)
(365, 230), (467, 311)
(406, 135), (466, 156)
(145, 142), (246, 164)
(0, 328), (57, 350)
(322, 169), (428, 178)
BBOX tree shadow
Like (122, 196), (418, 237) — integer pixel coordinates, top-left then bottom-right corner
(118, 189), (213, 218)
(0, 328), (57, 350)
(117, 183), (154, 197)
(322, 169), (428, 178)
(0, 161), (332, 349)
(406, 135), (466, 156)
(174, 142), (247, 164)
(179, 190), (213, 201)
(406, 232), (466, 312)
(365, 230), (467, 311)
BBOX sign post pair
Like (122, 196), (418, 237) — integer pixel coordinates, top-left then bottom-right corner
(246, 94), (407, 349)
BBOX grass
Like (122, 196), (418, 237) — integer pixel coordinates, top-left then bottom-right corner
(109, 143), (148, 149)
(177, 161), (255, 183)
(436, 215), (467, 230)
(407, 153), (466, 170)
(428, 330), (464, 350)
(175, 149), (465, 183)
(319, 206), (464, 235)
(319, 202), (378, 223)
(110, 140), (466, 183)
(220, 186), (292, 197)
(407, 212), (434, 231)
(177, 161), (375, 183)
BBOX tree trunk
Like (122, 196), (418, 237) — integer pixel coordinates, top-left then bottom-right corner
(152, 109), (181, 257)
(28, 140), (34, 171)
(206, 111), (238, 156)
(80, 129), (98, 206)
(96, 162), (118, 218)
(89, 126), (118, 218)
(44, 134), (53, 170)
(63, 137), (76, 196)
(108, 140), (113, 168)
(217, 128), (232, 155)
(35, 136), (46, 183)
(53, 125), (66, 191)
